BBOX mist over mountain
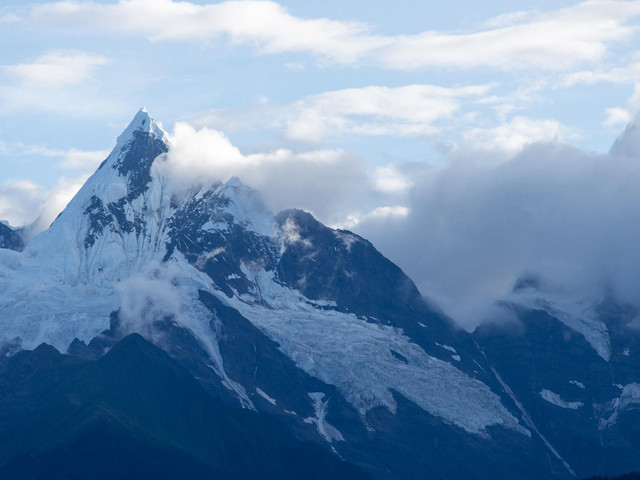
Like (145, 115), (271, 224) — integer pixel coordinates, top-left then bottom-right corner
(0, 110), (638, 479)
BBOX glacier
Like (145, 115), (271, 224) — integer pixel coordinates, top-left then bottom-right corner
(0, 109), (527, 439)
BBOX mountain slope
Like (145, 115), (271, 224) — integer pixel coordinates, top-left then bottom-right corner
(0, 110), (577, 479)
(0, 334), (371, 480)
(470, 268), (640, 478)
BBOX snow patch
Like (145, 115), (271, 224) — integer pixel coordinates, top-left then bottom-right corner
(598, 383), (640, 430)
(515, 292), (611, 361)
(303, 392), (345, 443)
(223, 266), (526, 436)
(436, 343), (457, 354)
(569, 380), (585, 389)
(540, 389), (583, 410)
(256, 387), (277, 406)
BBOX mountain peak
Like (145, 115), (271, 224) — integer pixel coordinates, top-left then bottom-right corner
(116, 108), (168, 146)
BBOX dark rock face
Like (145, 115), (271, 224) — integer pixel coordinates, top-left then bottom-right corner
(166, 186), (280, 297)
(0, 222), (23, 251)
(0, 334), (372, 480)
(474, 297), (640, 479)
(114, 129), (168, 199)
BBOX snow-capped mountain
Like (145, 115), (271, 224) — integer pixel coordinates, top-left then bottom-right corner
(0, 109), (637, 479)
(475, 276), (640, 478)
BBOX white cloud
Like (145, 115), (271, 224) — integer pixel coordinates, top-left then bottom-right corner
(463, 116), (578, 152)
(0, 173), (88, 232)
(116, 261), (185, 335)
(561, 58), (640, 86)
(350, 120), (640, 328)
(284, 84), (493, 142)
(0, 180), (46, 228)
(26, 0), (640, 71)
(31, 175), (89, 235)
(373, 165), (411, 193)
(153, 122), (372, 223)
(198, 83), (493, 143)
(0, 51), (118, 116)
(336, 205), (410, 230)
(3, 51), (108, 88)
(604, 107), (632, 128)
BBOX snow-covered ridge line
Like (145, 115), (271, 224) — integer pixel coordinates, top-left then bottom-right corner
(0, 110), (527, 442)
(224, 265), (525, 436)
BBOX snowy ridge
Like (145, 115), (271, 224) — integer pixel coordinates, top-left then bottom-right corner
(0, 110), (527, 440)
(224, 265), (526, 436)
(513, 291), (611, 361)
(0, 111), (173, 350)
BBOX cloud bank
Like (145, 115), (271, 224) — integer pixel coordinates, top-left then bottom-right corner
(355, 120), (640, 328)
(153, 115), (640, 330)
(153, 122), (376, 224)
(10, 111), (640, 331)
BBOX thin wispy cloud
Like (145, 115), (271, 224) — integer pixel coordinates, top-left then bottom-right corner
(189, 83), (578, 152)
(0, 51), (117, 116)
(3, 51), (108, 88)
(191, 83), (495, 141)
(24, 0), (640, 71)
(463, 117), (579, 153)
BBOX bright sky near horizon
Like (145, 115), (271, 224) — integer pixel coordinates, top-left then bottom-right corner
(3, 0), (640, 324)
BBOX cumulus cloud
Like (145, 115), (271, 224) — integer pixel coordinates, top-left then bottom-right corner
(25, 0), (640, 71)
(116, 261), (186, 336)
(151, 116), (640, 332)
(604, 107), (632, 128)
(373, 165), (411, 194)
(152, 122), (376, 224)
(352, 118), (640, 328)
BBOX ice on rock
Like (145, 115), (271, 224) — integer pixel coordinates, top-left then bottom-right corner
(513, 291), (611, 361)
(224, 265), (526, 436)
(540, 389), (583, 410)
(304, 392), (345, 443)
(598, 383), (640, 429)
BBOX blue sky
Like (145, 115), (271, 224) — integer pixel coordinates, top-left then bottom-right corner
(2, 0), (640, 322)
(0, 1), (638, 211)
